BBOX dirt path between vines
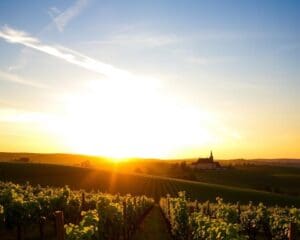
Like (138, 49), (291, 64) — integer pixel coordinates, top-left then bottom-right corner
(132, 205), (172, 240)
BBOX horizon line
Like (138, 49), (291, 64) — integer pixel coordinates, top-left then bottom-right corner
(0, 151), (299, 161)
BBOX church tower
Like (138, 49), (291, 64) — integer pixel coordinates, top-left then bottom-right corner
(209, 150), (214, 162)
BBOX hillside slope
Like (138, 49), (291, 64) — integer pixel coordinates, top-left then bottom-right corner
(0, 162), (299, 206)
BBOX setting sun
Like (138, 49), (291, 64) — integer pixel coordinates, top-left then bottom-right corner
(47, 77), (217, 159)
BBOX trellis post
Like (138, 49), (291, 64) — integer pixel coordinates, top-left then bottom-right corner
(288, 222), (296, 240)
(17, 223), (23, 240)
(123, 200), (127, 240)
(81, 192), (86, 210)
(39, 216), (46, 240)
(55, 211), (65, 240)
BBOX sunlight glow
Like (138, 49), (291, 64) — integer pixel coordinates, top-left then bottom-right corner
(48, 76), (218, 159)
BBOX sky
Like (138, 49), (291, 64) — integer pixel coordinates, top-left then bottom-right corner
(0, 0), (299, 159)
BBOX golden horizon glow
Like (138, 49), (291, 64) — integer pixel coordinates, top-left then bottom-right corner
(45, 76), (221, 159)
(1, 73), (299, 160)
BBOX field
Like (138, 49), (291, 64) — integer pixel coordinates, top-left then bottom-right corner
(164, 164), (300, 197)
(2, 153), (300, 197)
(0, 162), (300, 207)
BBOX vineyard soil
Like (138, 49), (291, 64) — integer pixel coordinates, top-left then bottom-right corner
(132, 205), (171, 240)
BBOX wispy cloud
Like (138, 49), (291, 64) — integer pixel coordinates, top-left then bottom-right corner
(186, 56), (235, 65)
(47, 7), (61, 19)
(86, 33), (179, 47)
(48, 0), (89, 32)
(0, 69), (49, 89)
(0, 26), (130, 79)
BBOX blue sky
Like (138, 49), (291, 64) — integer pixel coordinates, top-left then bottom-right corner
(0, 0), (299, 158)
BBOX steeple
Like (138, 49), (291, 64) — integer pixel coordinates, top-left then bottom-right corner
(209, 150), (214, 161)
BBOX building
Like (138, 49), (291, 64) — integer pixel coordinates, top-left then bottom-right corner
(190, 151), (221, 170)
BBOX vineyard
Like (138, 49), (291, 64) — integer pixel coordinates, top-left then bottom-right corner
(0, 180), (300, 239)
(0, 181), (154, 240)
(160, 192), (300, 240)
(1, 163), (300, 239)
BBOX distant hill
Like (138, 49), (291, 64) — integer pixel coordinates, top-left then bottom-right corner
(1, 152), (300, 201)
(0, 152), (109, 166)
(218, 158), (300, 168)
(0, 152), (299, 168)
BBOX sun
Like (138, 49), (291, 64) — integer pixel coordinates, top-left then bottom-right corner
(47, 76), (216, 159)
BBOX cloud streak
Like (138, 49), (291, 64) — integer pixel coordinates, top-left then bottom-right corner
(0, 26), (130, 80)
(0, 69), (49, 89)
(186, 56), (235, 65)
(48, 0), (89, 32)
(86, 33), (179, 47)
